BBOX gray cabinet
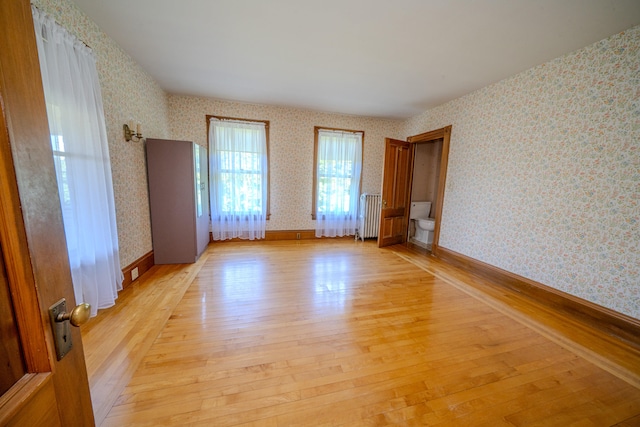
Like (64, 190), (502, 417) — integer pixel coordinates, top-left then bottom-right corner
(146, 138), (209, 264)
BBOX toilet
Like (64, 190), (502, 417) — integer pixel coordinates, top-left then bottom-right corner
(409, 201), (435, 247)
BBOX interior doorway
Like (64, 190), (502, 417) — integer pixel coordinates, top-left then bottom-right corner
(406, 126), (452, 255)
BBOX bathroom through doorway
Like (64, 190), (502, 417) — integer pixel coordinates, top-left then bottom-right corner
(406, 126), (451, 255)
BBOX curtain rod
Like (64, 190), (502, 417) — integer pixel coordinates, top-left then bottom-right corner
(32, 4), (92, 50)
(318, 128), (363, 136)
(210, 118), (266, 126)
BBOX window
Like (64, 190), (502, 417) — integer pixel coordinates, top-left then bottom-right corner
(207, 115), (270, 240)
(50, 133), (75, 252)
(34, 6), (122, 317)
(313, 127), (364, 237)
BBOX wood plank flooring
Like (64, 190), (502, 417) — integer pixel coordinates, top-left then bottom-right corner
(80, 240), (640, 426)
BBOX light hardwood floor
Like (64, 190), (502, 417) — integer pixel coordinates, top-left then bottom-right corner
(81, 240), (640, 426)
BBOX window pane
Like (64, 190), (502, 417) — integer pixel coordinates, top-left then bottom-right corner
(318, 177), (351, 213)
(210, 120), (268, 217)
(50, 135), (71, 207)
(315, 130), (362, 216)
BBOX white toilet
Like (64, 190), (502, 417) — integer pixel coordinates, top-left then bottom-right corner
(409, 201), (435, 247)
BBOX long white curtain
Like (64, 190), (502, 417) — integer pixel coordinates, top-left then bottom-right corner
(315, 130), (362, 237)
(33, 7), (123, 317)
(209, 118), (268, 240)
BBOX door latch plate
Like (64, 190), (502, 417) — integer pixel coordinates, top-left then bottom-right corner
(49, 298), (73, 360)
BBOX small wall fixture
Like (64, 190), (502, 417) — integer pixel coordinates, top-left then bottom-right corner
(124, 120), (143, 141)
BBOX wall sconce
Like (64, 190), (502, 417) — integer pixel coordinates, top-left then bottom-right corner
(123, 121), (143, 141)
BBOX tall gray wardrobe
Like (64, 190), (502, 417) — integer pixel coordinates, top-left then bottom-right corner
(146, 138), (209, 264)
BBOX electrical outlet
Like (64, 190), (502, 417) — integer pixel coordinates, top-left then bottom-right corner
(131, 267), (139, 281)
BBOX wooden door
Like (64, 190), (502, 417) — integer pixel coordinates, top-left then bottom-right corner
(378, 138), (413, 247)
(0, 0), (94, 425)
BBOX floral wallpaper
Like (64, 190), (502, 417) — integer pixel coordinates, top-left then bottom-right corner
(169, 96), (402, 231)
(403, 26), (640, 319)
(28, 0), (639, 320)
(31, 0), (170, 268)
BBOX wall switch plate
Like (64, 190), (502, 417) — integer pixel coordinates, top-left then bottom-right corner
(131, 267), (139, 281)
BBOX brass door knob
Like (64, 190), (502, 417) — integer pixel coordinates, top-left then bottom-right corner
(55, 302), (91, 326)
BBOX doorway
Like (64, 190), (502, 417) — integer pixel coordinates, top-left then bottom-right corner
(377, 126), (451, 251)
(407, 126), (452, 255)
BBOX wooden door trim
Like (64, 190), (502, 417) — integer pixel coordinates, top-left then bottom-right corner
(0, 52), (49, 375)
(407, 127), (449, 143)
(0, 0), (94, 424)
(0, 373), (57, 426)
(406, 125), (452, 255)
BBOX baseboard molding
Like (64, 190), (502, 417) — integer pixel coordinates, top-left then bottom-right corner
(121, 250), (154, 289)
(436, 246), (640, 348)
(265, 230), (317, 240)
(210, 230), (354, 242)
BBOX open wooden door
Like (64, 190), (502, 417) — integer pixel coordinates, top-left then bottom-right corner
(0, 0), (94, 425)
(378, 138), (413, 247)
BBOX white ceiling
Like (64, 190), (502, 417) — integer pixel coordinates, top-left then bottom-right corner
(70, 0), (640, 119)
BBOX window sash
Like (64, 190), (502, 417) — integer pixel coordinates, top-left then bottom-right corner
(208, 116), (270, 241)
(312, 127), (364, 220)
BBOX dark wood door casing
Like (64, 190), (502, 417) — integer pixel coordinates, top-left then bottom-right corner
(406, 125), (452, 254)
(0, 0), (94, 424)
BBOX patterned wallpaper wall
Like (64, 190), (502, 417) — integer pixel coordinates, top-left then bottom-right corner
(403, 26), (640, 319)
(29, 0), (639, 319)
(169, 96), (403, 231)
(31, 0), (170, 267)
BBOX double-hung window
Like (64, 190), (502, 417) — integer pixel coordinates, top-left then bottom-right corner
(313, 127), (364, 237)
(34, 6), (122, 317)
(208, 116), (269, 240)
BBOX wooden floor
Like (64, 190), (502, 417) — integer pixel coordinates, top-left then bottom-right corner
(80, 240), (640, 426)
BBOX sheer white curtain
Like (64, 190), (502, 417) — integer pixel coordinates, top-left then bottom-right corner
(209, 118), (268, 240)
(33, 7), (123, 317)
(315, 130), (363, 237)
